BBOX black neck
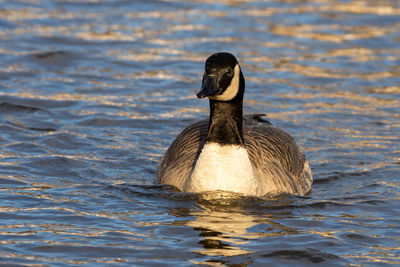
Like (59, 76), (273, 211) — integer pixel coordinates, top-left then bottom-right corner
(206, 95), (244, 146)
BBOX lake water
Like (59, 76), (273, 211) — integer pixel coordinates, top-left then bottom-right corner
(0, 0), (399, 266)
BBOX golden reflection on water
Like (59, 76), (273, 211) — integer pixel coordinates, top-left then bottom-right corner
(243, 1), (400, 16)
(186, 208), (258, 257)
(178, 192), (299, 259)
(1, 0), (399, 265)
(3, 0), (397, 46)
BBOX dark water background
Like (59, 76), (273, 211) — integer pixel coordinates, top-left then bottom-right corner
(1, 0), (399, 266)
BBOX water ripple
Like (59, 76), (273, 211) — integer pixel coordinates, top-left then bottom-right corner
(0, 0), (399, 265)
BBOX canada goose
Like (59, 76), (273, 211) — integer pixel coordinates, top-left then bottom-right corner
(155, 52), (312, 196)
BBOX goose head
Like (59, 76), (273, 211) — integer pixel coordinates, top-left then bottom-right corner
(197, 52), (245, 102)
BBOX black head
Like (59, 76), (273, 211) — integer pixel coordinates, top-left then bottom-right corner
(197, 52), (245, 101)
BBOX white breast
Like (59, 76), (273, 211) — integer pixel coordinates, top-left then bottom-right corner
(183, 142), (260, 195)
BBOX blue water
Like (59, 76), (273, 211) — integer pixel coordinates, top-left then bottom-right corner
(0, 0), (399, 265)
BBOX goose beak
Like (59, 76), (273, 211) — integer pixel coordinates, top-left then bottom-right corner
(197, 76), (219, 99)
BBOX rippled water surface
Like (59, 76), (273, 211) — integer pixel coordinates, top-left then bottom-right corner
(1, 0), (400, 265)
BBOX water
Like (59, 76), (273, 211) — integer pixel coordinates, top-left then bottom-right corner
(0, 0), (399, 265)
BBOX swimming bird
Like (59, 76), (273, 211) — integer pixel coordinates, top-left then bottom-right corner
(155, 52), (312, 196)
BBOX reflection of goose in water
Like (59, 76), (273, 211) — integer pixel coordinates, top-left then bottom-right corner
(155, 52), (312, 196)
(186, 204), (259, 257)
(177, 194), (297, 260)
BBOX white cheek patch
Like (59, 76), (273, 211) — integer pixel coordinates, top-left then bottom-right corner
(210, 64), (240, 101)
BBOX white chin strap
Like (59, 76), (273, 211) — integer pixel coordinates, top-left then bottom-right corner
(209, 64), (240, 101)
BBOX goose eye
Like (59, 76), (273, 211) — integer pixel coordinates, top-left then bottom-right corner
(225, 67), (233, 76)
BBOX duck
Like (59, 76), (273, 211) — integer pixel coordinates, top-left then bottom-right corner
(155, 52), (312, 196)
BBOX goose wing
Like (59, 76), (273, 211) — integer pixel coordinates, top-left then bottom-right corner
(155, 120), (208, 189)
(243, 114), (312, 195)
